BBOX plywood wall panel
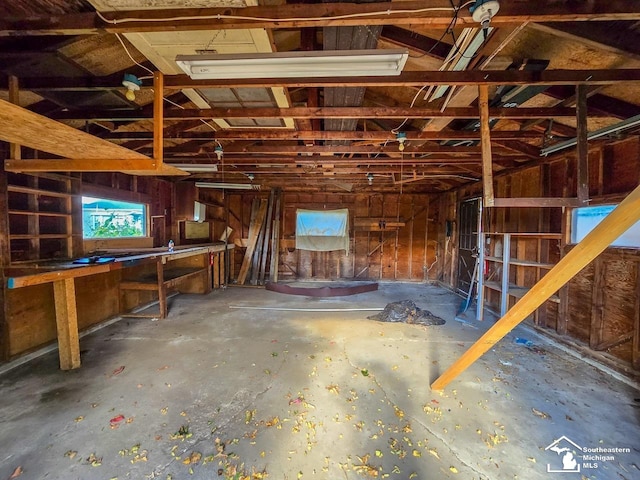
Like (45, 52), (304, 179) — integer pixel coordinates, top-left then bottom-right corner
(603, 138), (640, 195)
(5, 284), (56, 357)
(566, 260), (594, 343)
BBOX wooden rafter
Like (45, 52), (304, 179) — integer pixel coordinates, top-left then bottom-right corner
(2, 1), (639, 36)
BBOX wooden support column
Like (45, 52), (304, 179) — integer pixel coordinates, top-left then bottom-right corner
(153, 71), (164, 170)
(633, 264), (640, 369)
(576, 84), (589, 204)
(8, 76), (21, 160)
(431, 180), (640, 390)
(479, 85), (495, 207)
(157, 259), (167, 318)
(53, 278), (81, 370)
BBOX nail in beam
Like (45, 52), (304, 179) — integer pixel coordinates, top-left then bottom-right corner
(431, 181), (640, 390)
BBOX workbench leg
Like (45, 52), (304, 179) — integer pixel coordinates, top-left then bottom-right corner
(220, 252), (226, 287)
(213, 253), (220, 289)
(157, 261), (167, 319)
(53, 278), (81, 370)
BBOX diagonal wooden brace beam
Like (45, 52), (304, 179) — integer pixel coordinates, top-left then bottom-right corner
(431, 180), (640, 390)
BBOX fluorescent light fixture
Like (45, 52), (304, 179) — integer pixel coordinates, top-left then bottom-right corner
(169, 164), (218, 172)
(541, 113), (640, 156)
(176, 49), (409, 79)
(196, 182), (261, 190)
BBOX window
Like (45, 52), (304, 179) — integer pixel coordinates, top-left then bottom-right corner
(571, 204), (640, 247)
(82, 196), (146, 239)
(295, 208), (349, 254)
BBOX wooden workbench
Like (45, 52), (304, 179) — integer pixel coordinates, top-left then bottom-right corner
(4, 243), (233, 370)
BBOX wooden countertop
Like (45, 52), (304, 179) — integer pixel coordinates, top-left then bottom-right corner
(5, 243), (234, 289)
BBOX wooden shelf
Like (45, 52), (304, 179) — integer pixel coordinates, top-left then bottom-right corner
(10, 234), (70, 240)
(120, 266), (207, 291)
(8, 209), (70, 218)
(485, 256), (555, 269)
(484, 281), (560, 303)
(486, 232), (562, 239)
(8, 185), (72, 198)
(479, 232), (563, 321)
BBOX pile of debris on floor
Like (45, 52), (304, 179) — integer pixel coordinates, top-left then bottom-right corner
(368, 300), (445, 326)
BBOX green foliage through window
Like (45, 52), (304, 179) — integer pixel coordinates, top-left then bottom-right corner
(82, 197), (146, 239)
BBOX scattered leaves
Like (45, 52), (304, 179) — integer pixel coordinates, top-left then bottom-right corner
(87, 453), (102, 467)
(245, 410), (256, 424)
(75, 416), (84, 422)
(170, 425), (192, 440)
(64, 450), (77, 459)
(361, 369), (369, 377)
(449, 466), (459, 474)
(326, 384), (340, 395)
(110, 414), (125, 428)
(182, 452), (202, 465)
(532, 408), (551, 420)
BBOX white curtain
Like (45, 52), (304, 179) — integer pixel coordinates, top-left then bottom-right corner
(295, 209), (349, 254)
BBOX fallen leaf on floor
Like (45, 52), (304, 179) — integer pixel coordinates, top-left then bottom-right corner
(157, 366), (169, 371)
(64, 450), (77, 459)
(361, 369), (369, 377)
(245, 410), (255, 424)
(326, 384), (340, 395)
(110, 366), (125, 376)
(8, 466), (23, 478)
(449, 466), (459, 474)
(160, 407), (168, 415)
(180, 411), (187, 417)
(428, 448), (440, 460)
(75, 416), (84, 422)
(182, 452), (201, 465)
(527, 457), (536, 463)
(110, 414), (125, 427)
(393, 406), (404, 419)
(87, 453), (102, 467)
(532, 407), (551, 420)
(126, 417), (134, 424)
(566, 415), (574, 421)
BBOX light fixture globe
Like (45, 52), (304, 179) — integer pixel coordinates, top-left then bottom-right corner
(122, 73), (142, 101)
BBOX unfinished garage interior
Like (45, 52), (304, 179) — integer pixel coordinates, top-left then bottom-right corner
(1, 1), (640, 478)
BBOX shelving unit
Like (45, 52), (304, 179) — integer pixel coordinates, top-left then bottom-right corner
(6, 174), (80, 263)
(478, 232), (563, 323)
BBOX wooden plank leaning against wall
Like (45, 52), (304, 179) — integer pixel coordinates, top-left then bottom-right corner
(218, 191), (441, 283)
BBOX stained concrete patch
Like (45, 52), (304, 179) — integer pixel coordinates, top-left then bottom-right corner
(0, 283), (638, 479)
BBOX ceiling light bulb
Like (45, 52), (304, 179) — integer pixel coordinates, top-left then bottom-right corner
(367, 173), (374, 185)
(247, 173), (255, 181)
(396, 132), (407, 151)
(214, 145), (223, 160)
(122, 73), (142, 102)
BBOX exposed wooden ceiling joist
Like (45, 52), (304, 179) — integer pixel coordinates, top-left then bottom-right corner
(48, 106), (595, 122)
(2, 1), (639, 36)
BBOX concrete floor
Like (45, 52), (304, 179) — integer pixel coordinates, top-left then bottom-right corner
(0, 283), (638, 480)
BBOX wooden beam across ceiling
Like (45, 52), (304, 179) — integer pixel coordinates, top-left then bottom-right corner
(5, 69), (640, 92)
(49, 106), (595, 122)
(2, 1), (639, 36)
(0, 98), (186, 176)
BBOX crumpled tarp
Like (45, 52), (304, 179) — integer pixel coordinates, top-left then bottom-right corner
(295, 208), (349, 254)
(368, 300), (446, 326)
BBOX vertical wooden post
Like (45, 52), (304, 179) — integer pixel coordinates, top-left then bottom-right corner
(633, 263), (640, 369)
(8, 76), (21, 160)
(431, 180), (640, 391)
(576, 84), (589, 204)
(53, 278), (81, 370)
(478, 85), (495, 207)
(213, 252), (220, 289)
(157, 259), (167, 318)
(500, 233), (511, 316)
(153, 71), (164, 170)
